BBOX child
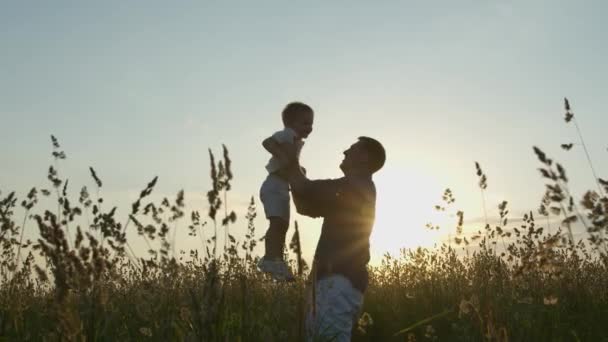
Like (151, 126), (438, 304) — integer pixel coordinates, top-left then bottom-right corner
(258, 102), (314, 280)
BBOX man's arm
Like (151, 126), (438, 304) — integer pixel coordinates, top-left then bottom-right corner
(287, 161), (341, 218)
(287, 161), (310, 194)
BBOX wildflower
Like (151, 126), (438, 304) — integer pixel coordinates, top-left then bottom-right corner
(543, 296), (558, 305)
(139, 327), (153, 337)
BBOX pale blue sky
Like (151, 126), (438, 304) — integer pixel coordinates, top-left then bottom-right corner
(2, 1), (607, 262)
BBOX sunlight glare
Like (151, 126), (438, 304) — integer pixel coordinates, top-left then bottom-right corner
(371, 166), (451, 258)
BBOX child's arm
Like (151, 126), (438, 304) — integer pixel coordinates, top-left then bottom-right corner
(262, 137), (292, 165)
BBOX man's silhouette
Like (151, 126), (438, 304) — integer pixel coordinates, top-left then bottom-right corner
(287, 136), (386, 341)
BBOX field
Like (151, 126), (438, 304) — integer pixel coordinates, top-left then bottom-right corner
(1, 101), (608, 341)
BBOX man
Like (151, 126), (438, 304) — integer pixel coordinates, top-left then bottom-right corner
(287, 136), (386, 342)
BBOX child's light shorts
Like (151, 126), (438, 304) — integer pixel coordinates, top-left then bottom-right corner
(260, 174), (290, 222)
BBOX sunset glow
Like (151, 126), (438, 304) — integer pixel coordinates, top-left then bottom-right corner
(370, 166), (452, 258)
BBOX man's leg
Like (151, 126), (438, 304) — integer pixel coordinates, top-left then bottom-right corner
(306, 275), (363, 342)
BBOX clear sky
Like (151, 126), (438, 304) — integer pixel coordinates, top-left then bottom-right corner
(2, 1), (607, 263)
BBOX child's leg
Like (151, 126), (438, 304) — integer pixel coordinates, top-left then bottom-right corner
(260, 175), (290, 260)
(264, 217), (289, 259)
(259, 214), (294, 280)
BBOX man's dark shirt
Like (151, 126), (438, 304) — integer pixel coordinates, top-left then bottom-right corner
(293, 176), (376, 292)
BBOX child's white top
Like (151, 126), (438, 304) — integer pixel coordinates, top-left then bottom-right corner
(265, 127), (304, 173)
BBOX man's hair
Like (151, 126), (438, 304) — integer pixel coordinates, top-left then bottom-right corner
(358, 136), (386, 173)
(282, 102), (313, 126)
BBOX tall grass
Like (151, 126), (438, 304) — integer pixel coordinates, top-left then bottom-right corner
(1, 100), (608, 341)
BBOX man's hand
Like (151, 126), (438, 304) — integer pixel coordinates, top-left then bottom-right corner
(281, 142), (299, 165)
(287, 161), (311, 210)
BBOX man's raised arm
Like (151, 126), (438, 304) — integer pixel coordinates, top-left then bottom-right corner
(288, 161), (343, 218)
(287, 162), (309, 193)
(286, 161), (316, 217)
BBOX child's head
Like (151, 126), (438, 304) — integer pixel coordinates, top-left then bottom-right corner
(282, 102), (314, 139)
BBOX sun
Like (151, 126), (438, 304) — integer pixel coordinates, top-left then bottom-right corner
(370, 166), (450, 259)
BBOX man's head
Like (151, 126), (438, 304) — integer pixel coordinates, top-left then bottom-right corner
(340, 137), (386, 176)
(282, 102), (314, 139)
